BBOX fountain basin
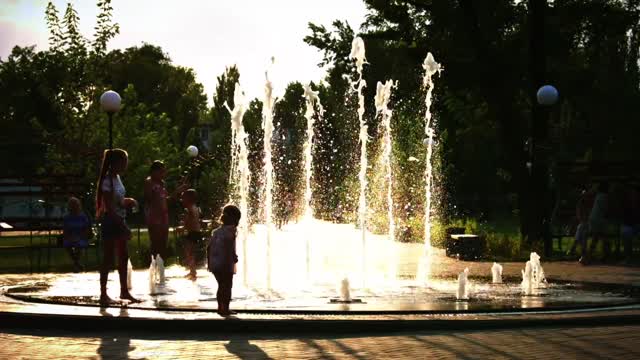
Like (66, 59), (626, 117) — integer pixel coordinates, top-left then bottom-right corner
(4, 267), (637, 314)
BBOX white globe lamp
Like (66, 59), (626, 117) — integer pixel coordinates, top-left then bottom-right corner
(536, 85), (558, 106)
(100, 90), (122, 113)
(100, 90), (122, 150)
(187, 145), (199, 158)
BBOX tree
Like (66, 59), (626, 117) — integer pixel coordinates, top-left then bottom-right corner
(273, 82), (306, 223)
(305, 0), (640, 247)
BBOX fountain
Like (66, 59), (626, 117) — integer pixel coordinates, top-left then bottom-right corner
(522, 261), (534, 295)
(340, 278), (351, 302)
(5, 37), (638, 320)
(350, 36), (369, 287)
(302, 83), (324, 280)
(148, 255), (157, 294)
(416, 52), (442, 285)
(262, 58), (277, 289)
(374, 79), (397, 281)
(226, 83), (251, 287)
(530, 252), (546, 287)
(156, 255), (165, 285)
(522, 252), (546, 295)
(456, 268), (470, 300)
(127, 259), (133, 290)
(492, 262), (503, 284)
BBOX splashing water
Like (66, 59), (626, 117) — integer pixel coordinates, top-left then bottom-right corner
(350, 36), (369, 286)
(522, 261), (533, 295)
(522, 252), (546, 295)
(375, 80), (397, 281)
(156, 255), (165, 285)
(262, 58), (277, 289)
(149, 255), (157, 294)
(302, 83), (324, 220)
(127, 259), (133, 290)
(529, 252), (546, 287)
(417, 52), (443, 284)
(226, 83), (251, 286)
(492, 262), (503, 284)
(303, 83), (324, 280)
(340, 277), (352, 302)
(456, 268), (469, 300)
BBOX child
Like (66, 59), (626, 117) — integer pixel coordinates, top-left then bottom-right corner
(208, 204), (241, 316)
(181, 189), (201, 281)
(144, 160), (188, 262)
(96, 149), (139, 304)
(63, 197), (91, 272)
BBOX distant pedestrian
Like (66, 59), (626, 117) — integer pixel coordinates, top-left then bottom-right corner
(571, 185), (594, 259)
(96, 149), (139, 304)
(62, 197), (91, 272)
(620, 184), (640, 263)
(207, 204), (241, 316)
(582, 182), (610, 265)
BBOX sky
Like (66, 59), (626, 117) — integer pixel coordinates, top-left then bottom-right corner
(0, 0), (368, 102)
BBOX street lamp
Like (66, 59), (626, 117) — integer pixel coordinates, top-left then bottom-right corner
(536, 85), (559, 106)
(526, 85), (559, 173)
(186, 145), (199, 158)
(100, 90), (122, 150)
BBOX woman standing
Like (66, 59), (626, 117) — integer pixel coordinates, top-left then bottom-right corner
(144, 160), (187, 261)
(96, 149), (139, 304)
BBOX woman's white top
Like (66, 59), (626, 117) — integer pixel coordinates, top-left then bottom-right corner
(101, 174), (126, 218)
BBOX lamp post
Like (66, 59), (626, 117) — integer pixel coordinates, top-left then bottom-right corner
(100, 90), (122, 150)
(528, 0), (551, 256)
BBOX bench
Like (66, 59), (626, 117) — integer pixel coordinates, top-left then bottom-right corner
(0, 176), (98, 272)
(0, 219), (100, 272)
(445, 226), (485, 260)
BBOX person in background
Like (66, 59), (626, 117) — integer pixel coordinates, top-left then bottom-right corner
(620, 184), (640, 263)
(581, 181), (610, 265)
(96, 149), (139, 304)
(571, 184), (594, 259)
(63, 197), (91, 273)
(144, 160), (188, 262)
(181, 189), (201, 281)
(208, 204), (241, 316)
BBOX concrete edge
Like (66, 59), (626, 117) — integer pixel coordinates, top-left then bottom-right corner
(2, 309), (640, 334)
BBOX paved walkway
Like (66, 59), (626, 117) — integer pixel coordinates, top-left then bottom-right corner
(1, 324), (638, 359)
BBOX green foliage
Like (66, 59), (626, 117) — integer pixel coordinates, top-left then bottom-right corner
(1, 2), (208, 220)
(273, 82), (306, 223)
(5, 0), (640, 262)
(304, 0), (640, 248)
(93, 0), (120, 56)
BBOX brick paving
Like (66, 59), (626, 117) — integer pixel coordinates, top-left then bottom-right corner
(1, 324), (639, 359)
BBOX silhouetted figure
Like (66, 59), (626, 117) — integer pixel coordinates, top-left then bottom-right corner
(96, 149), (139, 304)
(571, 185), (594, 259)
(208, 204), (241, 316)
(581, 182), (610, 265)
